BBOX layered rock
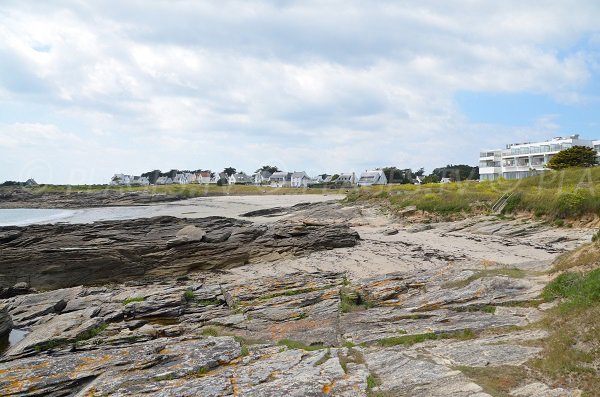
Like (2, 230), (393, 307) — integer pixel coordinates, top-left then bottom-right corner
(0, 305), (12, 336)
(0, 216), (360, 290)
(0, 190), (184, 208)
(0, 209), (591, 396)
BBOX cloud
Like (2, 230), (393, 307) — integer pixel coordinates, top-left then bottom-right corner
(0, 1), (599, 183)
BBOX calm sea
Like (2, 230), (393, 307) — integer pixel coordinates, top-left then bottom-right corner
(0, 208), (75, 226)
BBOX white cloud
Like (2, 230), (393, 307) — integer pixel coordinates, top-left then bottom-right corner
(0, 1), (599, 183)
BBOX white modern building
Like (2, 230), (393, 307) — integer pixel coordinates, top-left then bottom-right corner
(479, 135), (600, 181)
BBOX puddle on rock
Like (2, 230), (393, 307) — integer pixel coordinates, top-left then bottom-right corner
(0, 329), (29, 355)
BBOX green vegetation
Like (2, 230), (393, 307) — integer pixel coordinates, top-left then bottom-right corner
(314, 349), (332, 366)
(183, 290), (194, 301)
(196, 298), (221, 306)
(258, 286), (329, 301)
(76, 323), (108, 342)
(443, 267), (527, 289)
(551, 241), (600, 272)
(0, 182), (349, 197)
(481, 306), (497, 314)
(541, 268), (600, 310)
(366, 374), (378, 389)
(122, 297), (145, 305)
(233, 336), (251, 357)
(33, 323), (108, 352)
(532, 243), (600, 395)
(376, 329), (476, 347)
(199, 327), (219, 337)
(547, 146), (598, 170)
(344, 167), (600, 221)
(154, 373), (175, 382)
(277, 338), (326, 351)
(339, 287), (374, 313)
(457, 365), (526, 397)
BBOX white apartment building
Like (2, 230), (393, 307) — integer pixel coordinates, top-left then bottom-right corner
(479, 135), (600, 181)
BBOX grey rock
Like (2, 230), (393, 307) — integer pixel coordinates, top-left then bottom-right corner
(365, 348), (490, 396)
(510, 382), (582, 397)
(0, 216), (359, 290)
(0, 305), (12, 336)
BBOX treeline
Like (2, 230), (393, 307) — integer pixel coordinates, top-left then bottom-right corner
(382, 164), (479, 184)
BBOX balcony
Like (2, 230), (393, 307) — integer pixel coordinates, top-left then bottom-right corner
(503, 165), (535, 172)
(479, 167), (501, 175)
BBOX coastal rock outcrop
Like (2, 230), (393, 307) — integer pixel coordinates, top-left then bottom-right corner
(0, 190), (184, 208)
(0, 216), (360, 290)
(0, 206), (592, 396)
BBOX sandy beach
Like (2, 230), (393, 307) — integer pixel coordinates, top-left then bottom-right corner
(0, 194), (345, 226)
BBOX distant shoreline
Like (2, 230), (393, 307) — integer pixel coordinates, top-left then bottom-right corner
(0, 185), (349, 209)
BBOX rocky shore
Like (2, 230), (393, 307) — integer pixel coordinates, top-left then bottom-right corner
(0, 190), (184, 209)
(0, 215), (359, 290)
(0, 200), (593, 396)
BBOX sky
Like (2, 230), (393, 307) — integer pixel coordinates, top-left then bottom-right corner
(1, 1), (600, 184)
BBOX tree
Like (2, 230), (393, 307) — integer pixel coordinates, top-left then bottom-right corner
(422, 175), (440, 184)
(223, 167), (237, 176)
(547, 146), (598, 170)
(430, 164), (479, 181)
(141, 169), (162, 184)
(382, 167), (420, 184)
(255, 165), (280, 174)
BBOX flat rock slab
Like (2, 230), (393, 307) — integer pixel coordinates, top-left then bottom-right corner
(0, 216), (359, 290)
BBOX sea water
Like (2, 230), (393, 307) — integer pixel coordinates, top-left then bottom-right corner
(0, 208), (75, 226)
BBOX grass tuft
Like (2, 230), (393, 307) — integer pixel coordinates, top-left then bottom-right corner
(199, 327), (219, 337)
(277, 338), (326, 351)
(376, 329), (476, 347)
(123, 297), (145, 305)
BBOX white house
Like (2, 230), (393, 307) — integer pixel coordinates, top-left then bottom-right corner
(479, 134), (600, 181)
(291, 171), (310, 188)
(336, 172), (356, 185)
(357, 170), (388, 186)
(110, 174), (133, 185)
(156, 176), (173, 185)
(210, 172), (229, 184)
(173, 173), (189, 184)
(196, 171), (212, 184)
(131, 176), (150, 186)
(253, 170), (272, 185)
(229, 172), (253, 184)
(311, 174), (331, 184)
(270, 172), (292, 187)
(187, 173), (198, 184)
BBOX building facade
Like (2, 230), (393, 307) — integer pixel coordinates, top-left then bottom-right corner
(357, 170), (388, 186)
(479, 135), (600, 181)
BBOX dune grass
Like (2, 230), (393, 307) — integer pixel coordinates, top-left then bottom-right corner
(531, 243), (600, 396)
(344, 167), (600, 221)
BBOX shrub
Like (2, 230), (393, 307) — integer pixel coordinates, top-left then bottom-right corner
(502, 192), (521, 214)
(553, 192), (584, 218)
